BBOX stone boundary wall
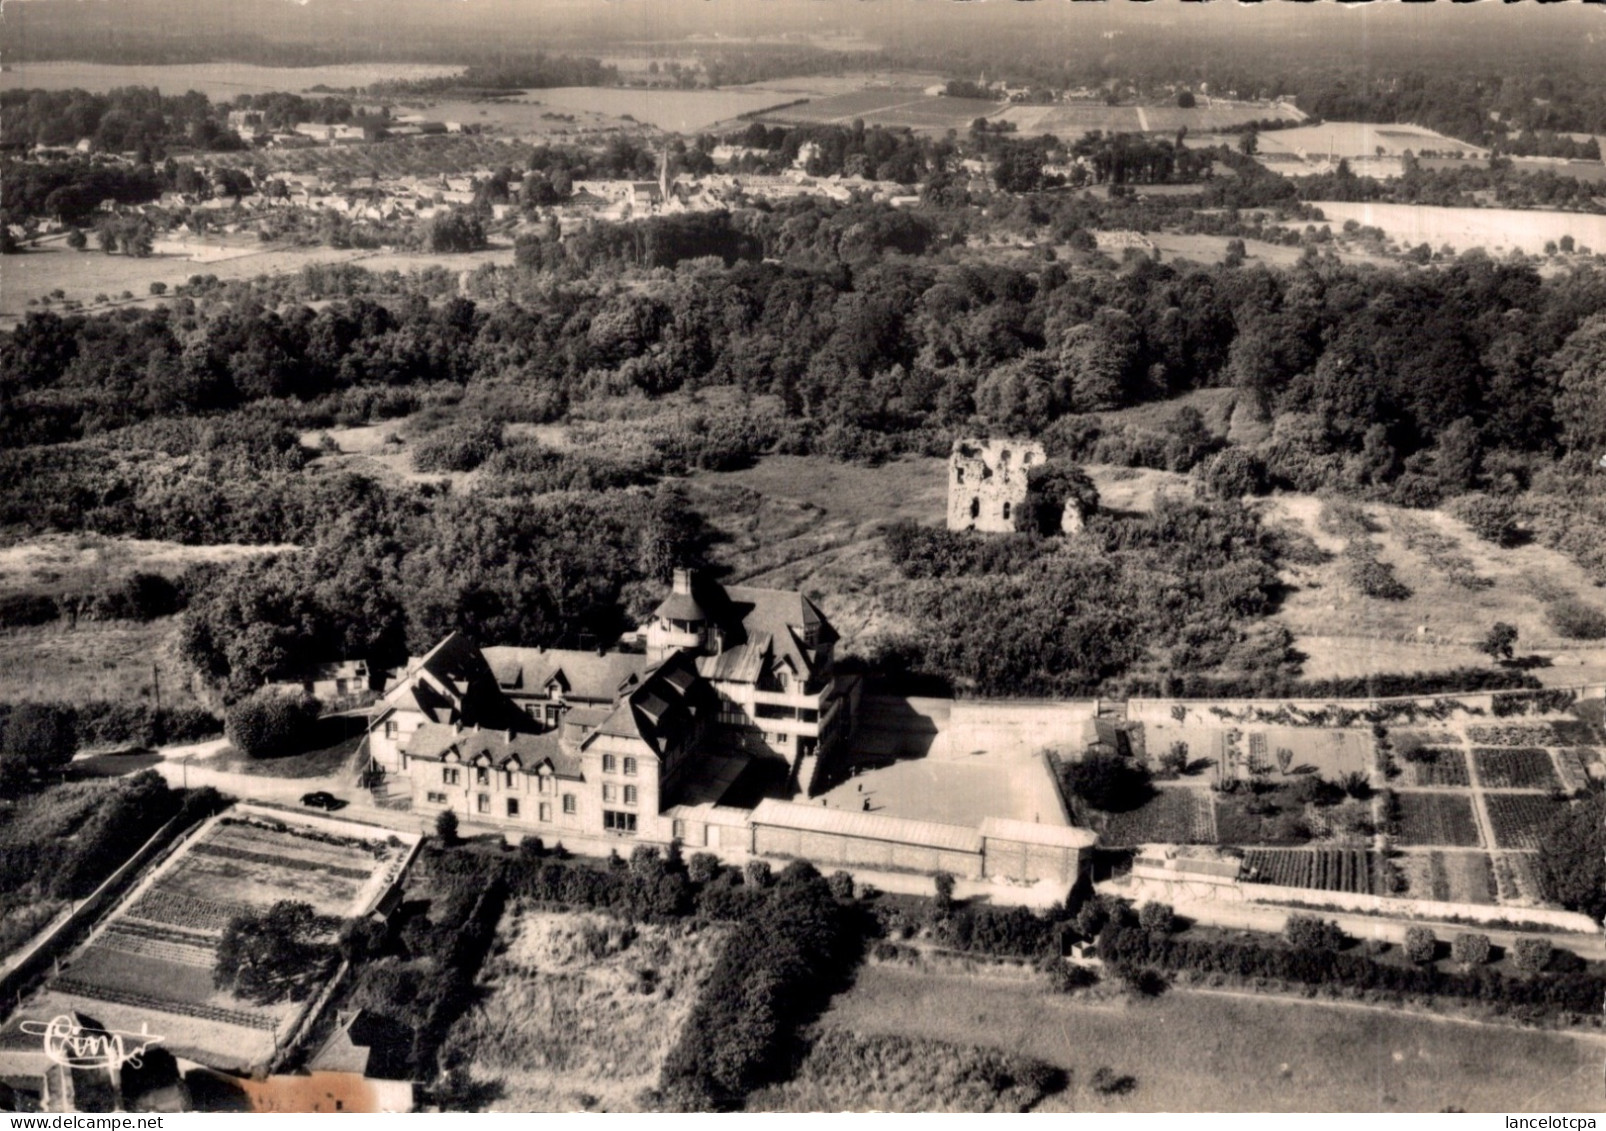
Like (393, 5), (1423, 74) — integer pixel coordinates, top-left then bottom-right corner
(1240, 883), (1602, 935)
(946, 699), (1096, 753)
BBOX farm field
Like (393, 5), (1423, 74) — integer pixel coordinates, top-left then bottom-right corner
(756, 90), (1003, 131)
(1484, 794), (1566, 851)
(1240, 848), (1375, 894)
(442, 906), (727, 1112)
(1471, 748), (1560, 790)
(1392, 793), (1482, 847)
(1306, 201), (1606, 258)
(502, 86), (798, 132)
(1001, 100), (1301, 138)
(1422, 157), (1606, 185)
(1, 241), (516, 326)
(1100, 786), (1215, 847)
(0, 61), (461, 98)
(824, 963), (1603, 1112)
(1423, 851), (1497, 905)
(38, 813), (408, 1070)
(1257, 122), (1487, 160)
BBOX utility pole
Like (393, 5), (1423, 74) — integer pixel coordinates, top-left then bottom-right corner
(151, 662), (165, 747)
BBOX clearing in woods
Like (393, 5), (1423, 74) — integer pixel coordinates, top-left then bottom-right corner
(825, 962), (1604, 1112)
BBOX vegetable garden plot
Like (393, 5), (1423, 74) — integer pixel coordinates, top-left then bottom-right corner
(1101, 788), (1214, 846)
(1484, 794), (1564, 850)
(1471, 747), (1559, 789)
(1466, 723), (1561, 747)
(1393, 793), (1481, 847)
(1407, 748), (1470, 787)
(1241, 848), (1373, 893)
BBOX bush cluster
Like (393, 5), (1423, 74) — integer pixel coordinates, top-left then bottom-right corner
(1098, 922), (1605, 1022)
(224, 688), (322, 759)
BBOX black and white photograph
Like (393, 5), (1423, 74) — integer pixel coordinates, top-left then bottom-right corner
(0, 0), (1604, 1116)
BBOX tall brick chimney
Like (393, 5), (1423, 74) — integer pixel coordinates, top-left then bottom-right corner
(672, 568), (693, 595)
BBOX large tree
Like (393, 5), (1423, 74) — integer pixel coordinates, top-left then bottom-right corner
(215, 900), (336, 1003)
(1535, 794), (1606, 924)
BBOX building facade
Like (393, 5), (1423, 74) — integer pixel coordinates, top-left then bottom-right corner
(367, 570), (856, 845)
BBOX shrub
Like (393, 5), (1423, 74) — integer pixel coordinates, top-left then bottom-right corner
(149, 281), (167, 295)
(1342, 543), (1411, 600)
(743, 859), (772, 889)
(688, 852), (722, 884)
(0, 593), (60, 628)
(933, 871), (957, 914)
(411, 419), (505, 473)
(1284, 914), (1344, 952)
(1063, 753), (1154, 813)
(1451, 932), (1492, 967)
(1512, 937), (1553, 976)
(0, 702), (78, 781)
(223, 688), (321, 759)
(1545, 598), (1606, 641)
(1090, 1066), (1137, 1096)
(1449, 493), (1522, 547)
(1137, 901), (1175, 935)
(827, 871), (855, 902)
(1404, 926), (1437, 964)
(435, 809), (459, 846)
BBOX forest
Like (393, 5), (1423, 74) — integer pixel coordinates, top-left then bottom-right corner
(3, 179), (1606, 697)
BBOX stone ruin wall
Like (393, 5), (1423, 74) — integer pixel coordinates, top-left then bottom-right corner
(946, 438), (1046, 532)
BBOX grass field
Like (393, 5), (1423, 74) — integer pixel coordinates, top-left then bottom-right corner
(823, 963), (1604, 1111)
(1257, 122), (1486, 160)
(0, 618), (206, 711)
(1261, 494), (1606, 685)
(443, 906), (727, 1112)
(1306, 201), (1606, 258)
(501, 86), (797, 132)
(1393, 793), (1482, 847)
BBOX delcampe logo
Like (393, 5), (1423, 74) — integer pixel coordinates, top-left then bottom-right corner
(19, 1015), (164, 1072)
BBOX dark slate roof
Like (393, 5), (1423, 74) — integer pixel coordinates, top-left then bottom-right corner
(374, 632), (529, 733)
(308, 1011), (412, 1081)
(664, 576), (836, 685)
(403, 721), (580, 777)
(481, 647), (644, 704)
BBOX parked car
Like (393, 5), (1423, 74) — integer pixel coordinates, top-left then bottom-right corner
(300, 791), (343, 810)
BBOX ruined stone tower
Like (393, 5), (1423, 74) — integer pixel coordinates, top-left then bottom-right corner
(946, 438), (1045, 533)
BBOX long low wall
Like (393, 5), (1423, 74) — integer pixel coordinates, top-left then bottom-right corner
(1240, 883), (1602, 935)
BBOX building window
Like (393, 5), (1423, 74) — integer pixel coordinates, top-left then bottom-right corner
(426, 791), (447, 804)
(545, 704), (560, 726)
(562, 794), (576, 815)
(504, 769), (517, 788)
(623, 757), (637, 776)
(539, 802), (552, 822)
(477, 794), (490, 814)
(537, 776), (550, 795)
(603, 810), (637, 835)
(443, 767), (460, 786)
(603, 783), (616, 803)
(772, 731), (791, 747)
(623, 785), (638, 806)
(384, 720), (398, 740)
(506, 798), (520, 818)
(672, 819), (686, 841)
(475, 766), (490, 786)
(602, 753), (617, 773)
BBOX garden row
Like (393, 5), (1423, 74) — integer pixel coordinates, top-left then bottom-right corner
(129, 889), (254, 934)
(51, 974), (278, 1030)
(98, 925), (215, 969)
(1241, 848), (1374, 894)
(1467, 721), (1599, 746)
(189, 840), (373, 881)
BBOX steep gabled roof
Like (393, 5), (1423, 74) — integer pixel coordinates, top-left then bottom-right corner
(481, 647), (644, 704)
(375, 632), (535, 734)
